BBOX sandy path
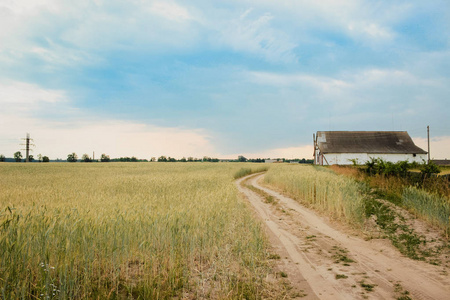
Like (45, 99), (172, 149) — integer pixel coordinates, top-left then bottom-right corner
(237, 174), (450, 300)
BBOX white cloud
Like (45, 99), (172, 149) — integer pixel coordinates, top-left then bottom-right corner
(218, 9), (298, 63)
(227, 144), (314, 160)
(247, 67), (447, 104)
(347, 21), (394, 41)
(1, 114), (216, 159)
(247, 71), (350, 91)
(233, 0), (405, 46)
(0, 0), (200, 70)
(148, 2), (192, 22)
(0, 80), (217, 159)
(413, 136), (450, 160)
(0, 81), (67, 117)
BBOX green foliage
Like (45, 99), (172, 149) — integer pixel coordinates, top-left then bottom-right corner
(111, 157), (147, 162)
(158, 155), (167, 162)
(348, 158), (359, 166)
(14, 151), (22, 162)
(81, 154), (92, 162)
(0, 154), (5, 162)
(67, 153), (77, 162)
(238, 155), (247, 162)
(42, 156), (50, 163)
(100, 154), (110, 162)
(365, 158), (412, 177)
(365, 158), (442, 178)
(420, 161), (441, 175)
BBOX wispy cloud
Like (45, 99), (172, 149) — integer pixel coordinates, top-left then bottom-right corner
(148, 2), (193, 22)
(218, 9), (298, 63)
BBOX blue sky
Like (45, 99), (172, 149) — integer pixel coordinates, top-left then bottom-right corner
(0, 0), (449, 159)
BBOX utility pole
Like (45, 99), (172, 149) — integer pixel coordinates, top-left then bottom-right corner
(427, 126), (430, 164)
(21, 133), (35, 162)
(313, 133), (316, 165)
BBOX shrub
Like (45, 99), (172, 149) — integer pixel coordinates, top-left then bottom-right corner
(420, 161), (441, 175)
(365, 158), (413, 177)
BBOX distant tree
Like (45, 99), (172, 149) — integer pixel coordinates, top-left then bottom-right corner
(37, 154), (42, 162)
(81, 154), (92, 162)
(0, 154), (5, 162)
(14, 151), (22, 162)
(187, 157), (194, 162)
(28, 155), (34, 162)
(211, 158), (219, 162)
(100, 153), (110, 162)
(180, 157), (187, 162)
(237, 155), (247, 162)
(158, 156), (168, 162)
(42, 156), (50, 162)
(67, 153), (78, 162)
(150, 157), (156, 162)
(131, 156), (138, 162)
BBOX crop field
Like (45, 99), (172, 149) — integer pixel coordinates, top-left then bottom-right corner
(264, 164), (366, 226)
(3, 162), (449, 299)
(0, 163), (272, 299)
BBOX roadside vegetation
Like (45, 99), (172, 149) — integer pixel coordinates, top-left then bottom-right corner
(0, 163), (279, 299)
(331, 159), (449, 236)
(331, 160), (449, 263)
(264, 164), (365, 226)
(262, 162), (450, 264)
(233, 166), (269, 179)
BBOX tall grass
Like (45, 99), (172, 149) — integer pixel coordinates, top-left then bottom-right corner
(264, 164), (365, 225)
(0, 163), (271, 299)
(331, 165), (450, 235)
(233, 166), (269, 179)
(403, 187), (450, 235)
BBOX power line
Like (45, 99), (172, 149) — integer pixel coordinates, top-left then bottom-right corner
(20, 133), (35, 162)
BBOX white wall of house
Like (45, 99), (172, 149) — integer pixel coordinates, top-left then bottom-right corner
(320, 153), (427, 165)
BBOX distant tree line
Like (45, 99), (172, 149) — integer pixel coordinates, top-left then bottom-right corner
(0, 151), (313, 164)
(111, 157), (148, 162)
(0, 151), (50, 162)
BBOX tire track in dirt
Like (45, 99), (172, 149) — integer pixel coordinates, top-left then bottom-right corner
(237, 173), (450, 300)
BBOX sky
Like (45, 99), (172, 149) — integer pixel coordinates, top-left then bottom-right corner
(0, 0), (449, 160)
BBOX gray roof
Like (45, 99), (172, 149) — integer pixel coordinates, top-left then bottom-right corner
(316, 131), (427, 154)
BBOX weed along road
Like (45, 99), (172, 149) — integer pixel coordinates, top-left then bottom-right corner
(237, 173), (450, 300)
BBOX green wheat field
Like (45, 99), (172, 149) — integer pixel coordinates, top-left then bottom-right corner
(1, 162), (448, 299)
(0, 163), (271, 299)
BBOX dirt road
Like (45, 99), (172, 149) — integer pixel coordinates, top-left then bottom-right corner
(237, 174), (450, 300)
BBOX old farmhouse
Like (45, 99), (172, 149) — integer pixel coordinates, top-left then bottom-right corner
(313, 131), (428, 166)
